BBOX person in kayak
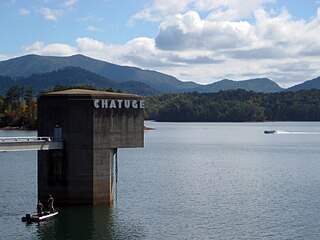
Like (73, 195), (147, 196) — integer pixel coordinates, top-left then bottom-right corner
(47, 195), (54, 213)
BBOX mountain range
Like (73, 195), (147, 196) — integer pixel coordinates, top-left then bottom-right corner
(0, 54), (319, 95)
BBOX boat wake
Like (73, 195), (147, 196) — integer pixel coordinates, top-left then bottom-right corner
(275, 130), (320, 135)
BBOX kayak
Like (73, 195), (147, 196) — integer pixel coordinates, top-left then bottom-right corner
(21, 211), (58, 223)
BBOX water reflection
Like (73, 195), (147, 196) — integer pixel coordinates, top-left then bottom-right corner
(36, 204), (145, 240)
(36, 205), (103, 240)
(92, 205), (115, 240)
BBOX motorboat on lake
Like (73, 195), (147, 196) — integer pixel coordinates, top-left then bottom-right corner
(264, 130), (277, 134)
(21, 211), (58, 223)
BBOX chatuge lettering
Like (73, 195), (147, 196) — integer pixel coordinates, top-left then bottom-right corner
(94, 99), (144, 109)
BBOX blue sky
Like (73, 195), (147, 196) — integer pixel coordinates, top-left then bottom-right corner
(1, 0), (320, 87)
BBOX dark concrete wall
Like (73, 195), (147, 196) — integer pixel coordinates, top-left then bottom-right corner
(38, 89), (144, 205)
(93, 107), (144, 148)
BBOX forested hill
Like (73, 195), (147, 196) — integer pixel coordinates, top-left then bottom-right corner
(145, 89), (320, 122)
(0, 54), (198, 93)
(0, 67), (159, 96)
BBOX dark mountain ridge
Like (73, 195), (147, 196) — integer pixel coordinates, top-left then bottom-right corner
(0, 54), (319, 95)
(0, 67), (159, 95)
(286, 76), (320, 92)
(0, 54), (198, 93)
(191, 78), (283, 93)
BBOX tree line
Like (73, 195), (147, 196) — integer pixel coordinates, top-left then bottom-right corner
(0, 85), (114, 130)
(144, 89), (320, 122)
(0, 86), (37, 129)
(1, 86), (320, 129)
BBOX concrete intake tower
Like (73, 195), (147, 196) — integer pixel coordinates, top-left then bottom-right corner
(37, 89), (144, 205)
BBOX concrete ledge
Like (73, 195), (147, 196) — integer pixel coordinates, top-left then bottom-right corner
(0, 141), (64, 152)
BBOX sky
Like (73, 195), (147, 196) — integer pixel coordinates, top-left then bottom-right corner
(1, 0), (320, 87)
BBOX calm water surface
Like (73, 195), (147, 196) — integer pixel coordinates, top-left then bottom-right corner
(1, 122), (320, 239)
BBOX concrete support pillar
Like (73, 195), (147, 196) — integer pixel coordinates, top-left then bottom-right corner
(93, 148), (116, 204)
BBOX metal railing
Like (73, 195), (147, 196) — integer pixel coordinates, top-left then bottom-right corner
(0, 136), (64, 152)
(0, 136), (54, 142)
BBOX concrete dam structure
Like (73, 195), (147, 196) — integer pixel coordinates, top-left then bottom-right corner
(37, 89), (144, 205)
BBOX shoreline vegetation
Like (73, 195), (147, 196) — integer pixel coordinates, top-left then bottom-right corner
(145, 89), (320, 122)
(1, 85), (320, 131)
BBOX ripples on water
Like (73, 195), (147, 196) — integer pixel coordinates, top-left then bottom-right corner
(1, 122), (320, 239)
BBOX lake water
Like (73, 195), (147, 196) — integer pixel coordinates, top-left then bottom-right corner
(1, 122), (320, 239)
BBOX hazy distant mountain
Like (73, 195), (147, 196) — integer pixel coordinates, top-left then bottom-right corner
(0, 54), (199, 93)
(190, 78), (283, 93)
(0, 54), (319, 95)
(286, 76), (320, 91)
(0, 67), (159, 95)
(118, 81), (159, 95)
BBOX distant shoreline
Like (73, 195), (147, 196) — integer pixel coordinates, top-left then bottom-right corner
(1, 126), (154, 131)
(0, 126), (34, 131)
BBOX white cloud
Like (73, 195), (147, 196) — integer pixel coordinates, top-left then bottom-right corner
(22, 41), (77, 56)
(129, 9), (161, 26)
(0, 54), (10, 61)
(132, 0), (192, 18)
(155, 11), (254, 51)
(200, 0), (274, 21)
(130, 0), (273, 24)
(76, 37), (105, 51)
(86, 25), (103, 32)
(77, 15), (103, 22)
(20, 7), (320, 88)
(64, 0), (79, 7)
(19, 8), (31, 16)
(155, 8), (320, 56)
(37, 7), (63, 21)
